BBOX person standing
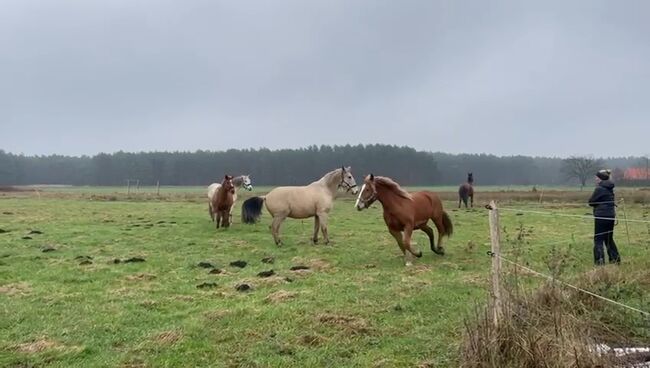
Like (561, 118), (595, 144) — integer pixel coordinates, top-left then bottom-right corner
(588, 169), (620, 265)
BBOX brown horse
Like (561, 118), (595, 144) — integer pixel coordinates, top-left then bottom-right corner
(458, 172), (474, 208)
(355, 174), (453, 266)
(212, 175), (235, 229)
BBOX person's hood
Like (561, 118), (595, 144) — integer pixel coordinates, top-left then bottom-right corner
(599, 180), (615, 190)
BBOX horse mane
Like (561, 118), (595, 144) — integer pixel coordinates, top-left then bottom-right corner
(375, 176), (412, 200)
(316, 168), (343, 186)
(232, 175), (244, 186)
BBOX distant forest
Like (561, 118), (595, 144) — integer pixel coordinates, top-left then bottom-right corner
(0, 145), (644, 186)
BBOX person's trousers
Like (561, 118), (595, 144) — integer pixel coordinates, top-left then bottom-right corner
(594, 217), (620, 265)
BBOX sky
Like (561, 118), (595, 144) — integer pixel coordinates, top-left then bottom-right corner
(1, 0), (648, 157)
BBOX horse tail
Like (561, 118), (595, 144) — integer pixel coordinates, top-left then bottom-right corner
(441, 211), (454, 237)
(242, 196), (265, 224)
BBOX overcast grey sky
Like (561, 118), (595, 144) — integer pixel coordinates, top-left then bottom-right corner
(1, 0), (648, 157)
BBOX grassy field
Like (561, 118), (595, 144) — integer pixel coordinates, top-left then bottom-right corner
(1, 188), (649, 367)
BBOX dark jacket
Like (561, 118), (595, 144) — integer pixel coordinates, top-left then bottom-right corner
(588, 180), (616, 218)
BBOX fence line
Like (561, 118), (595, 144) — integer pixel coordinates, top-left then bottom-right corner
(498, 207), (650, 224)
(499, 230), (616, 255)
(493, 253), (650, 317)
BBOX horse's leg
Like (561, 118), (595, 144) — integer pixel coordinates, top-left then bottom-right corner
(222, 209), (230, 228)
(418, 224), (441, 255)
(271, 213), (288, 246)
(215, 211), (221, 229)
(402, 225), (423, 260)
(431, 216), (446, 255)
(209, 203), (213, 222)
(318, 212), (330, 245)
(458, 196), (461, 209)
(312, 215), (320, 244)
(388, 229), (408, 263)
(470, 194), (474, 208)
(230, 193), (237, 224)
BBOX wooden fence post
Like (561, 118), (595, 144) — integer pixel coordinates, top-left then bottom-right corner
(620, 197), (631, 249)
(156, 181), (160, 196)
(126, 180), (131, 195)
(488, 200), (503, 328)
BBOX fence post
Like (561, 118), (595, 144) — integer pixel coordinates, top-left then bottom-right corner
(488, 200), (503, 328)
(126, 180), (131, 195)
(156, 180), (160, 196)
(620, 197), (631, 249)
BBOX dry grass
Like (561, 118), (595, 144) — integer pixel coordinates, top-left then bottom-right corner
(152, 330), (183, 346)
(265, 290), (298, 303)
(317, 313), (371, 335)
(460, 266), (650, 368)
(0, 282), (31, 296)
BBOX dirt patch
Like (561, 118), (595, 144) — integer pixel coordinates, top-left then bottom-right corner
(291, 257), (332, 271)
(265, 290), (298, 303)
(125, 273), (157, 282)
(14, 339), (62, 353)
(235, 283), (252, 292)
(153, 330), (183, 346)
(124, 257), (146, 263)
(240, 276), (291, 288)
(257, 270), (275, 278)
(0, 282), (31, 296)
(229, 260), (247, 268)
(317, 313), (371, 335)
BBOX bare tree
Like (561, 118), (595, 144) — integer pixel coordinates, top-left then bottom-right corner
(562, 156), (604, 190)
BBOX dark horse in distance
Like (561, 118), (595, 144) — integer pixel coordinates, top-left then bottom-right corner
(458, 172), (474, 208)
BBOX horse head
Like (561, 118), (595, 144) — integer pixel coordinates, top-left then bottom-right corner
(355, 174), (378, 211)
(339, 166), (359, 195)
(222, 175), (235, 194)
(242, 175), (253, 191)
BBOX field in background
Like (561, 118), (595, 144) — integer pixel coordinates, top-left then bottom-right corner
(1, 187), (649, 367)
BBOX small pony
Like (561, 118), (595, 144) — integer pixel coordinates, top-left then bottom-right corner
(241, 166), (358, 245)
(211, 175), (235, 229)
(207, 175), (252, 223)
(355, 174), (453, 266)
(458, 172), (474, 208)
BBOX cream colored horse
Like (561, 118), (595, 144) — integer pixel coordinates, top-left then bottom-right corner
(241, 167), (358, 245)
(207, 175), (252, 222)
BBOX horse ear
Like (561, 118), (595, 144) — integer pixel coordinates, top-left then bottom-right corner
(369, 173), (374, 181)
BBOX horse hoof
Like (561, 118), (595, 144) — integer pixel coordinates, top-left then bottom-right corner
(312, 239), (318, 245)
(416, 251), (423, 258)
(433, 247), (445, 256)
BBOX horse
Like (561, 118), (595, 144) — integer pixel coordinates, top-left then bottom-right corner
(207, 175), (252, 223)
(355, 174), (453, 266)
(241, 167), (359, 245)
(458, 172), (474, 208)
(211, 175), (235, 229)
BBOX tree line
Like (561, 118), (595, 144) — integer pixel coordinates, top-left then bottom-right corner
(0, 145), (644, 186)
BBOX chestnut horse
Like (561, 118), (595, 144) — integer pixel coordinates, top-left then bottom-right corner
(458, 172), (474, 208)
(211, 175), (235, 229)
(207, 175), (252, 223)
(355, 174), (453, 266)
(241, 167), (358, 245)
